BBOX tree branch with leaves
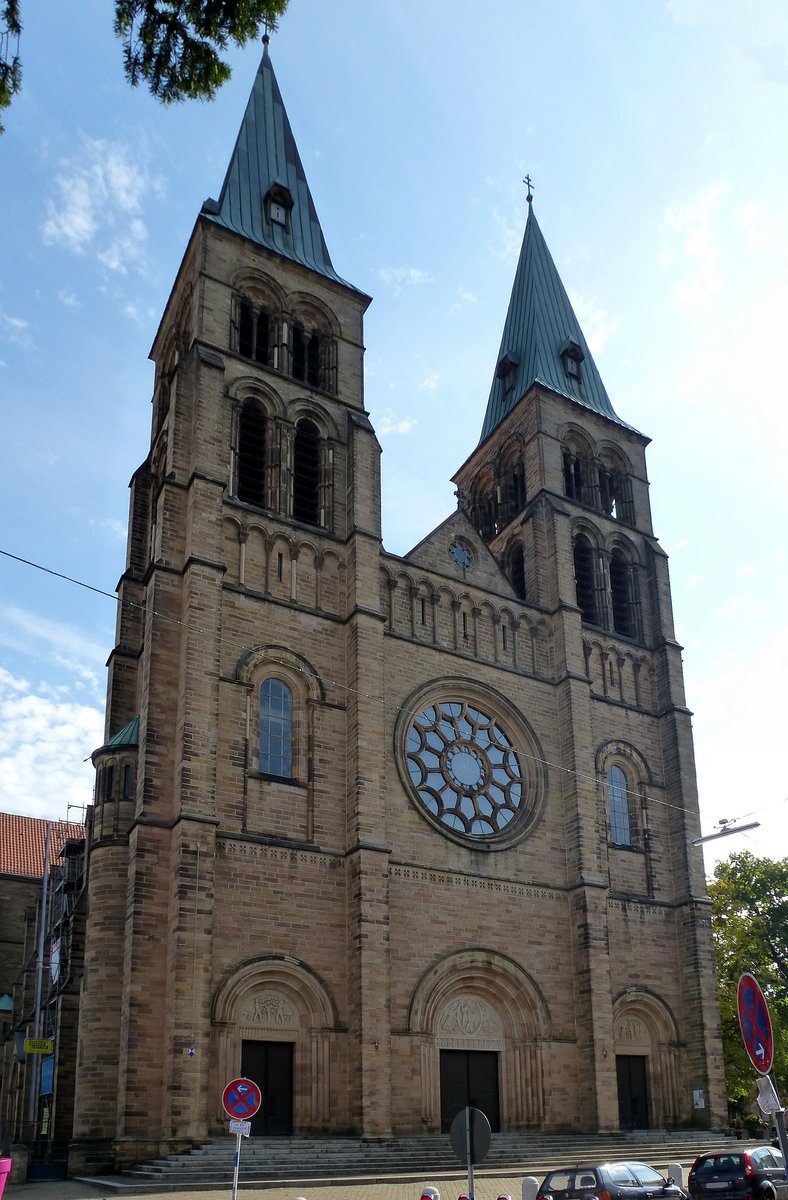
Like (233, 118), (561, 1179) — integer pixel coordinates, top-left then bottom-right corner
(0, 0), (289, 131)
(709, 851), (788, 1127)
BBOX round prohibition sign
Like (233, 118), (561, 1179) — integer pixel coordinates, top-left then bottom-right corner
(222, 1077), (262, 1119)
(737, 971), (774, 1075)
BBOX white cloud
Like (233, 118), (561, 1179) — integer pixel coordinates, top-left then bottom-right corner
(378, 266), (435, 294)
(58, 289), (80, 309)
(0, 669), (103, 821)
(0, 310), (34, 351)
(0, 606), (108, 701)
(569, 292), (620, 355)
(419, 372), (441, 392)
(41, 137), (155, 273)
(663, 182), (727, 307)
(376, 410), (418, 436)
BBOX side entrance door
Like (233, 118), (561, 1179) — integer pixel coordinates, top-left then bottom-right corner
(241, 1041), (294, 1135)
(616, 1054), (649, 1130)
(439, 1049), (500, 1133)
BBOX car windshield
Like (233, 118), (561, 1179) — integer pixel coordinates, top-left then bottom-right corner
(694, 1156), (743, 1174)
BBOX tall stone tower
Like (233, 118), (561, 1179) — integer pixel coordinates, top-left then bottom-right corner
(71, 44), (725, 1173)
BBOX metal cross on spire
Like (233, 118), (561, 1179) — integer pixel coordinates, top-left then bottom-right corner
(523, 174), (535, 205)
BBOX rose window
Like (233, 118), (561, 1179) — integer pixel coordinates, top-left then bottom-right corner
(405, 700), (527, 838)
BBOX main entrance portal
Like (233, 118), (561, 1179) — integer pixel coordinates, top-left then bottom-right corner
(241, 1041), (294, 1135)
(439, 1049), (500, 1133)
(617, 1054), (649, 1129)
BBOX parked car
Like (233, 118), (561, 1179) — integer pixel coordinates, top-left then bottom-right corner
(536, 1161), (688, 1200)
(688, 1147), (788, 1200)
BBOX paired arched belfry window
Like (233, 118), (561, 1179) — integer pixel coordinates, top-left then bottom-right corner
(562, 436), (634, 525)
(233, 290), (336, 394)
(259, 678), (293, 778)
(234, 403), (330, 530)
(467, 438), (527, 542)
(573, 533), (642, 640)
(505, 540), (526, 601)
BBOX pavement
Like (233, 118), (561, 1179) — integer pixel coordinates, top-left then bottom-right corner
(6, 1174), (531, 1200)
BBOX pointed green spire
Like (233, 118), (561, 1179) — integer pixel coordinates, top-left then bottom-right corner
(201, 39), (354, 289)
(479, 204), (632, 443)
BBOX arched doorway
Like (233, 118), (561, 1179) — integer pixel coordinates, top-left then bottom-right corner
(211, 955), (338, 1134)
(409, 949), (550, 1133)
(613, 990), (681, 1129)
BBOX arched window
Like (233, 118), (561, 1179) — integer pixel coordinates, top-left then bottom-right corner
(505, 542), (526, 601)
(563, 444), (591, 503)
(259, 679), (293, 778)
(573, 534), (597, 624)
(470, 475), (497, 541)
(607, 764), (632, 845)
(497, 443), (526, 527)
(236, 401), (267, 507)
(291, 325), (324, 389)
(292, 418), (321, 525)
(238, 300), (270, 365)
(598, 452), (633, 523)
(610, 547), (636, 637)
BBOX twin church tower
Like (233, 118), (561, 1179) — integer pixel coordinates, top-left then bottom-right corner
(71, 41), (725, 1171)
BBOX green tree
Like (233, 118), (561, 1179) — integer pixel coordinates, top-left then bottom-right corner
(708, 851), (788, 1125)
(0, 0), (289, 132)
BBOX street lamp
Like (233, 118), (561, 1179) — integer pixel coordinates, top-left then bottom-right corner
(692, 819), (760, 846)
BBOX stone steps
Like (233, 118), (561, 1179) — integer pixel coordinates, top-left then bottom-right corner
(100, 1130), (738, 1192)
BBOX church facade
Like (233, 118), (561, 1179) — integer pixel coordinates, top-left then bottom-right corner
(70, 44), (726, 1172)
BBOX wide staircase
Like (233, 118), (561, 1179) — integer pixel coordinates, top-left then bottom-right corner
(88, 1130), (739, 1194)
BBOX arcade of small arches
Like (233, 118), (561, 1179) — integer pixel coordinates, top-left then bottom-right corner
(382, 567), (548, 677)
(222, 519), (345, 615)
(230, 270), (339, 395)
(583, 638), (655, 711)
(207, 948), (685, 1134)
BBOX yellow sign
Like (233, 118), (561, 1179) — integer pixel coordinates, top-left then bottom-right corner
(24, 1038), (53, 1054)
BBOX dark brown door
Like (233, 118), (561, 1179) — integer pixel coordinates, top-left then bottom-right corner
(440, 1049), (500, 1132)
(241, 1041), (294, 1135)
(617, 1054), (649, 1129)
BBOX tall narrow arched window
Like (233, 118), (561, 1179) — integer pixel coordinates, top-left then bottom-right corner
(607, 764), (632, 845)
(306, 334), (322, 388)
(238, 300), (270, 365)
(259, 679), (293, 778)
(573, 534), (597, 624)
(506, 542), (526, 600)
(610, 548), (635, 638)
(293, 418), (321, 525)
(237, 402), (267, 507)
(292, 324), (306, 381)
(563, 448), (588, 502)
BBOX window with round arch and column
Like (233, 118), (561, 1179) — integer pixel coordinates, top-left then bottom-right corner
(395, 680), (546, 848)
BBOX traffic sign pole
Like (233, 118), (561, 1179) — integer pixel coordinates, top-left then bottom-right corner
(770, 1075), (788, 1188)
(231, 1128), (242, 1200)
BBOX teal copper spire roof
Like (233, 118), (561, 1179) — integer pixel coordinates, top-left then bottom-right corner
(479, 203), (633, 443)
(201, 39), (354, 289)
(95, 715), (139, 755)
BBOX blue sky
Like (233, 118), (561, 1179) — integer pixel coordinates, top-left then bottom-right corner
(1, 0), (787, 874)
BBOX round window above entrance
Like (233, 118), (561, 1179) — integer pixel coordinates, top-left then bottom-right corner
(397, 683), (545, 848)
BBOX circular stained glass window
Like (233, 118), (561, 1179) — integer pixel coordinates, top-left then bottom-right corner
(405, 700), (527, 838)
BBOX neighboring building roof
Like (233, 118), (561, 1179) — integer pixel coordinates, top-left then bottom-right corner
(479, 203), (637, 444)
(201, 38), (359, 292)
(0, 813), (85, 879)
(95, 714), (139, 755)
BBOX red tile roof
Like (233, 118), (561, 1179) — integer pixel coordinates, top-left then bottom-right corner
(0, 813), (85, 879)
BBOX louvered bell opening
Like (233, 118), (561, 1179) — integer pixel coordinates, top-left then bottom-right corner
(573, 537), (596, 623)
(237, 404), (266, 507)
(610, 550), (633, 637)
(292, 419), (320, 525)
